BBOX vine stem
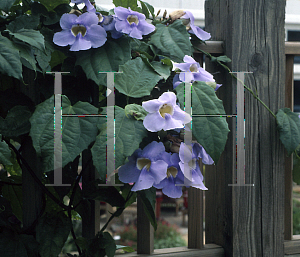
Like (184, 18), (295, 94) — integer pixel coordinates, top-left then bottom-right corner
(193, 46), (277, 119)
(4, 138), (70, 211)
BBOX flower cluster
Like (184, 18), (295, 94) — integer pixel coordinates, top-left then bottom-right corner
(54, 2), (156, 51)
(173, 55), (222, 90)
(54, 1), (211, 51)
(118, 141), (213, 198)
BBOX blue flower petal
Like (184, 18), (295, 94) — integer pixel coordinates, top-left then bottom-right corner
(114, 6), (131, 20)
(77, 12), (98, 27)
(60, 13), (77, 30)
(179, 72), (194, 82)
(85, 24), (107, 48)
(162, 179), (183, 198)
(118, 160), (141, 184)
(129, 26), (143, 39)
(142, 99), (162, 113)
(141, 141), (165, 160)
(149, 160), (168, 184)
(163, 114), (184, 130)
(189, 25), (211, 41)
(53, 30), (75, 46)
(137, 20), (155, 35)
(143, 112), (165, 132)
(158, 91), (177, 106)
(132, 167), (155, 191)
(69, 34), (91, 51)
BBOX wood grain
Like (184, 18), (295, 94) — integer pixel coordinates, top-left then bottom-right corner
(205, 0), (286, 256)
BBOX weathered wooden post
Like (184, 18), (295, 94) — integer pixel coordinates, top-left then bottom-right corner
(205, 0), (286, 256)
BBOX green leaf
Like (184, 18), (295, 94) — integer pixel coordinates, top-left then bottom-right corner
(113, 0), (138, 11)
(13, 41), (37, 71)
(0, 35), (22, 80)
(138, 0), (155, 18)
(151, 60), (171, 80)
(115, 57), (161, 97)
(276, 108), (300, 155)
(36, 212), (72, 257)
(0, 138), (12, 165)
(87, 231), (116, 257)
(7, 29), (45, 52)
(150, 20), (192, 62)
(2, 181), (23, 222)
(6, 15), (40, 32)
(138, 187), (157, 230)
(124, 103), (148, 120)
(49, 50), (67, 68)
(0, 0), (15, 13)
(29, 95), (99, 172)
(0, 105), (31, 137)
(0, 197), (14, 228)
(76, 38), (131, 85)
(216, 55), (231, 63)
(91, 106), (147, 178)
(175, 81), (229, 163)
(83, 181), (126, 208)
(34, 0), (70, 11)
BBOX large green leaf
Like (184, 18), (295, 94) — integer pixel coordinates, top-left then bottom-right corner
(13, 41), (37, 71)
(0, 35), (22, 80)
(76, 38), (131, 85)
(29, 95), (99, 172)
(138, 187), (157, 230)
(150, 20), (192, 62)
(0, 138), (12, 165)
(7, 29), (45, 52)
(139, 0), (155, 18)
(113, 0), (138, 11)
(176, 81), (229, 163)
(36, 212), (72, 257)
(0, 0), (15, 13)
(0, 105), (31, 137)
(1, 180), (23, 222)
(6, 15), (40, 32)
(87, 231), (116, 257)
(34, 0), (70, 11)
(115, 57), (161, 97)
(91, 106), (147, 179)
(276, 108), (300, 155)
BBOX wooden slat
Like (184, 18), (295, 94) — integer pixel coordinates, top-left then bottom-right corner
(188, 187), (204, 249)
(120, 244), (224, 257)
(194, 41), (224, 54)
(82, 149), (101, 238)
(285, 42), (300, 55)
(285, 55), (295, 240)
(285, 238), (300, 255)
(137, 195), (154, 254)
(205, 0), (286, 256)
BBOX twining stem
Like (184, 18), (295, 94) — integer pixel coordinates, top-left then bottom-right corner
(4, 138), (69, 211)
(194, 46), (277, 119)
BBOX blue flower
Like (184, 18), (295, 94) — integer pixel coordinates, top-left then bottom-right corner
(71, 0), (95, 13)
(118, 141), (168, 191)
(178, 142), (209, 190)
(153, 152), (185, 198)
(181, 11), (211, 41)
(114, 7), (155, 39)
(99, 15), (123, 39)
(53, 12), (107, 51)
(142, 92), (192, 132)
(173, 55), (221, 90)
